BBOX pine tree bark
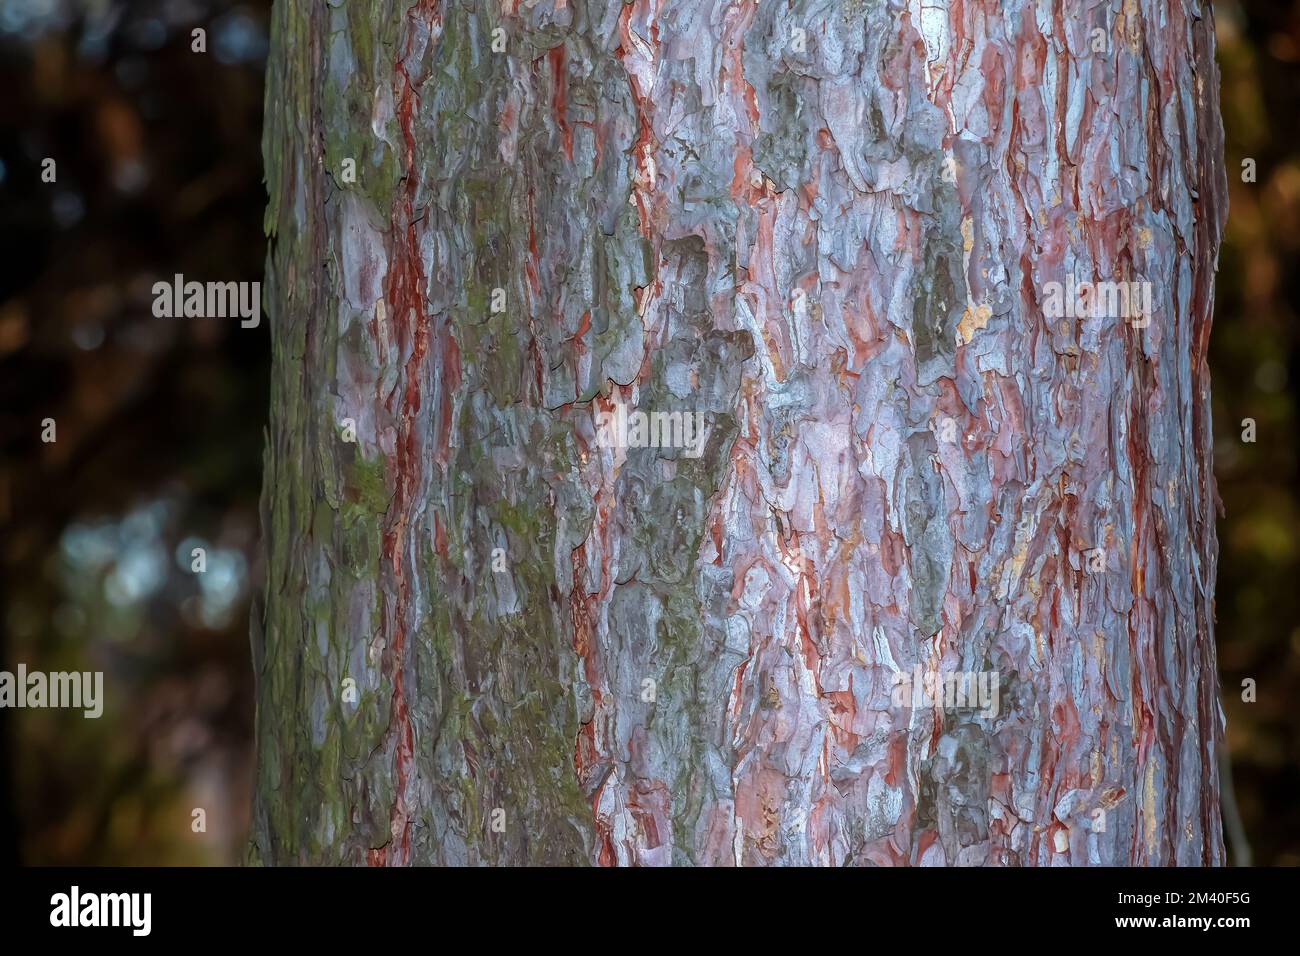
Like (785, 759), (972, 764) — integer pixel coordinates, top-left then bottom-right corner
(252, 0), (1227, 866)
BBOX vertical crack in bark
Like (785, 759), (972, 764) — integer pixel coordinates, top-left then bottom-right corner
(370, 0), (447, 867)
(563, 0), (679, 865)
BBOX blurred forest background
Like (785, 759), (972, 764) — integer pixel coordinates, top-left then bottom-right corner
(0, 0), (1297, 865)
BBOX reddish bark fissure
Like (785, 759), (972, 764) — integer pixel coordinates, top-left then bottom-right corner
(371, 0), (446, 867)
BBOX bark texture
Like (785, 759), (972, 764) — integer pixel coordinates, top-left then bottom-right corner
(252, 0), (1227, 866)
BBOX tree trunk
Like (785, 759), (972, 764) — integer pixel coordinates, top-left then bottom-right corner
(252, 0), (1226, 866)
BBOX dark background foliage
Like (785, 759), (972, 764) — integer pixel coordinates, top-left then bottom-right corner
(0, 0), (269, 864)
(0, 0), (1295, 865)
